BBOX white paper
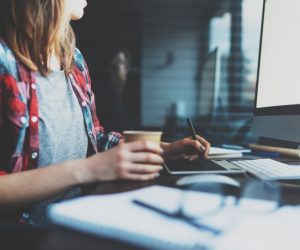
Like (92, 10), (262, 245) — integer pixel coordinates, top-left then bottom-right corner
(48, 185), (300, 250)
(208, 147), (246, 159)
(211, 206), (300, 250)
(48, 186), (214, 250)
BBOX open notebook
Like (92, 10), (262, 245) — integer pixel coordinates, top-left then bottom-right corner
(48, 185), (300, 250)
(47, 186), (217, 250)
(208, 147), (249, 159)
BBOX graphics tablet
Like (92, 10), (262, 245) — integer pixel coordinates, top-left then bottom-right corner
(163, 159), (246, 175)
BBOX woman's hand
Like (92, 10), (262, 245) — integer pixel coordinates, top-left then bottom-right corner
(85, 140), (164, 182)
(161, 135), (211, 161)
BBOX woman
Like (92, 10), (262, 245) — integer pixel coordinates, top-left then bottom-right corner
(0, 0), (210, 226)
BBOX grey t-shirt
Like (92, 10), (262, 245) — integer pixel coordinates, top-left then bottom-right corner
(36, 70), (88, 167)
(25, 70), (88, 227)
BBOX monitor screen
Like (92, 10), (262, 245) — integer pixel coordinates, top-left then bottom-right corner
(256, 0), (300, 109)
(253, 0), (300, 143)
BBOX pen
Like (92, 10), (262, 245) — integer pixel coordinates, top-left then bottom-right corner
(186, 118), (197, 140)
(187, 118), (206, 152)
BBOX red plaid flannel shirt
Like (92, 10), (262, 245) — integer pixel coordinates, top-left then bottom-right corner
(0, 40), (122, 175)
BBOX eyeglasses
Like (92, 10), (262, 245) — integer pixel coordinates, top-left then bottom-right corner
(133, 179), (281, 235)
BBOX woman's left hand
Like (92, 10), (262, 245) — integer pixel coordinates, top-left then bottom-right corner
(160, 135), (211, 160)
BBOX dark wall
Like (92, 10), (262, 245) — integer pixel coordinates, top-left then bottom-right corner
(72, 2), (143, 132)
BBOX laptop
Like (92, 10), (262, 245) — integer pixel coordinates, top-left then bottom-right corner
(163, 158), (246, 175)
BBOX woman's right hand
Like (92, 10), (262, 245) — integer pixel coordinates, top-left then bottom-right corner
(84, 141), (164, 182)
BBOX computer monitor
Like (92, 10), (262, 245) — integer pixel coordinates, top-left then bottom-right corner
(197, 47), (221, 118)
(252, 0), (300, 143)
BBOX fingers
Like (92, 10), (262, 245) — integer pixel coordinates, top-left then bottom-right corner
(196, 135), (211, 157)
(120, 172), (160, 181)
(128, 152), (164, 165)
(126, 164), (163, 174)
(185, 136), (211, 158)
(125, 140), (163, 155)
(184, 137), (202, 150)
(112, 142), (164, 181)
(116, 162), (162, 181)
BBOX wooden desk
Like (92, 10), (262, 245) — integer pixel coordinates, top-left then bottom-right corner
(3, 166), (299, 250)
(35, 167), (300, 250)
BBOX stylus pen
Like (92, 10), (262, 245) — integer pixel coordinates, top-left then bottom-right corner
(187, 118), (206, 153)
(187, 118), (197, 140)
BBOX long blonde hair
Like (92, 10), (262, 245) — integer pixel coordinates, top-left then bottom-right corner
(0, 0), (76, 76)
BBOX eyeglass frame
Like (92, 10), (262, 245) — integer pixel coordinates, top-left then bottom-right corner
(133, 179), (282, 235)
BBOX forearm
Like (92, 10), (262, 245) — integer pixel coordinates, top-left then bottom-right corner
(0, 158), (90, 209)
(0, 140), (166, 209)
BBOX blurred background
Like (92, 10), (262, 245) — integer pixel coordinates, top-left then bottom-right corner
(73, 0), (263, 145)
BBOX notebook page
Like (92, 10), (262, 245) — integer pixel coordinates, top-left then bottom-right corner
(48, 186), (214, 250)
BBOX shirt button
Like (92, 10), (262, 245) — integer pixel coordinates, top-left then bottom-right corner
(22, 213), (30, 219)
(31, 116), (38, 123)
(31, 84), (36, 90)
(82, 101), (87, 107)
(20, 116), (27, 125)
(31, 152), (38, 159)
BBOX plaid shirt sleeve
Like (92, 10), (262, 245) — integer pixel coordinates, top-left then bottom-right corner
(0, 68), (7, 175)
(73, 48), (123, 152)
(96, 131), (123, 152)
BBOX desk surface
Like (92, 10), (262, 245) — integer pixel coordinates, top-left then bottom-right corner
(4, 162), (300, 250)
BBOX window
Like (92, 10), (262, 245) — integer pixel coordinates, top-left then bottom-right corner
(205, 0), (263, 144)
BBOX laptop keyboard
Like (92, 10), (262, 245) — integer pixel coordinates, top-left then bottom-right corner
(227, 158), (300, 181)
